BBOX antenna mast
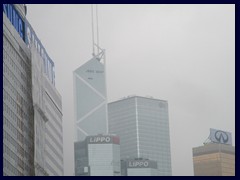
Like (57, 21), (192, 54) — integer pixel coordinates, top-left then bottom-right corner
(91, 4), (100, 57)
(90, 4), (108, 133)
(96, 4), (100, 55)
(91, 4), (95, 56)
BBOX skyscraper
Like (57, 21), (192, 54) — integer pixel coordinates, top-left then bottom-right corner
(3, 4), (63, 176)
(192, 129), (235, 176)
(108, 96), (172, 176)
(73, 52), (108, 141)
(3, 4), (34, 176)
(74, 135), (121, 176)
(27, 19), (64, 176)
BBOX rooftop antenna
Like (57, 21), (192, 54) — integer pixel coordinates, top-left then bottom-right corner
(96, 4), (100, 55)
(91, 4), (95, 56)
(91, 4), (100, 58)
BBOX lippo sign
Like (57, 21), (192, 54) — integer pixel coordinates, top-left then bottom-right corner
(128, 161), (149, 168)
(127, 160), (158, 169)
(87, 135), (120, 145)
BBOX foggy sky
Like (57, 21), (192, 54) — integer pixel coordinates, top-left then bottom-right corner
(26, 4), (235, 176)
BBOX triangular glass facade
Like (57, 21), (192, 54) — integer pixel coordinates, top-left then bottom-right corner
(73, 57), (107, 141)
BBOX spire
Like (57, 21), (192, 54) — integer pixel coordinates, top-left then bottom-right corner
(91, 4), (101, 58)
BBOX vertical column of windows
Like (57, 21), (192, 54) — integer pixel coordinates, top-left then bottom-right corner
(3, 33), (34, 175)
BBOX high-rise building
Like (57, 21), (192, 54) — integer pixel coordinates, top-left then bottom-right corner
(27, 20), (64, 176)
(74, 134), (121, 176)
(192, 129), (235, 176)
(3, 4), (63, 176)
(73, 53), (108, 141)
(3, 4), (34, 176)
(121, 158), (158, 176)
(108, 96), (172, 176)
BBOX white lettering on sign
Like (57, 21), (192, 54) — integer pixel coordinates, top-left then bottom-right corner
(128, 161), (149, 168)
(89, 136), (111, 143)
(86, 69), (104, 73)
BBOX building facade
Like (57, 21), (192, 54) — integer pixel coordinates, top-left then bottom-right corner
(30, 33), (64, 176)
(43, 74), (64, 176)
(3, 4), (63, 176)
(3, 4), (34, 176)
(121, 158), (158, 176)
(108, 96), (172, 176)
(192, 129), (235, 176)
(193, 143), (235, 176)
(73, 54), (108, 141)
(74, 135), (121, 176)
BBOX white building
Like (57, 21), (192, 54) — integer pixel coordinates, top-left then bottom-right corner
(74, 135), (121, 176)
(3, 4), (64, 176)
(73, 53), (108, 141)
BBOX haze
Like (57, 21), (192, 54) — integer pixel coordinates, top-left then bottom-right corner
(26, 4), (235, 176)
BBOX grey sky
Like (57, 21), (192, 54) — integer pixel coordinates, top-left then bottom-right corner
(26, 4), (235, 176)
